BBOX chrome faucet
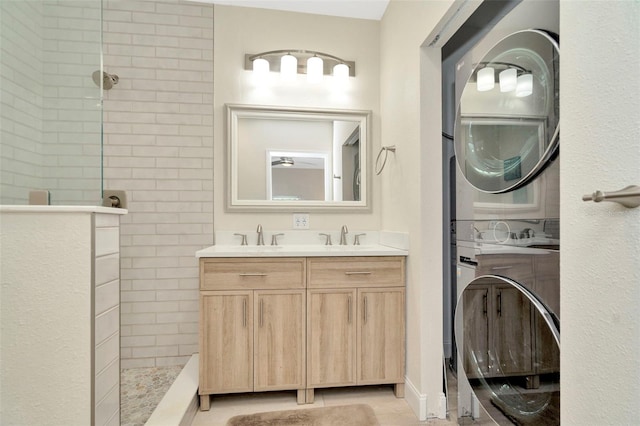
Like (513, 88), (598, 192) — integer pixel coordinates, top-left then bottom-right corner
(339, 225), (349, 245)
(520, 228), (534, 239)
(256, 224), (265, 246)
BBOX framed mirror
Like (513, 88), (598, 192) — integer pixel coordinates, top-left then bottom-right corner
(226, 104), (371, 211)
(454, 29), (560, 194)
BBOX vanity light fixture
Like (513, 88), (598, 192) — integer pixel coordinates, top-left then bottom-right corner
(280, 53), (297, 81)
(333, 63), (349, 85)
(499, 68), (517, 92)
(307, 55), (324, 83)
(516, 73), (533, 97)
(476, 67), (495, 91)
(245, 50), (356, 82)
(474, 62), (532, 97)
(252, 57), (270, 82)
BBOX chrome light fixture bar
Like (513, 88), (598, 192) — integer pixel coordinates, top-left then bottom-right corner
(245, 49), (356, 78)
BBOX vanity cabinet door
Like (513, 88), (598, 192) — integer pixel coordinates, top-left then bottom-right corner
(307, 289), (357, 388)
(254, 290), (305, 391)
(492, 285), (533, 376)
(533, 252), (560, 374)
(461, 283), (533, 378)
(357, 287), (405, 384)
(462, 285), (491, 378)
(199, 291), (253, 394)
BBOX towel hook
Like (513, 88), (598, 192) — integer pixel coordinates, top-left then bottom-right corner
(375, 145), (396, 175)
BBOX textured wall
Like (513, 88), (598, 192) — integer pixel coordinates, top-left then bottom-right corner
(0, 211), (93, 425)
(560, 2), (640, 423)
(102, 0), (214, 368)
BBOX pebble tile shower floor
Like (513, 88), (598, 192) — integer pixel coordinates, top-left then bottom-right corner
(121, 366), (183, 426)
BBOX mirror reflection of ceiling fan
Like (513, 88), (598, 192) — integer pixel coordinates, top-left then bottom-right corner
(271, 156), (323, 169)
(271, 156), (295, 167)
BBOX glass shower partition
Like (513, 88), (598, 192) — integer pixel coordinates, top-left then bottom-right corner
(0, 0), (104, 205)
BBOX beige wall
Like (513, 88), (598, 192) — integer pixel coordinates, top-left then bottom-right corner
(380, 0), (452, 418)
(213, 5), (380, 231)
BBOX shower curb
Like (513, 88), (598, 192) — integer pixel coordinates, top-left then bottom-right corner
(145, 353), (199, 426)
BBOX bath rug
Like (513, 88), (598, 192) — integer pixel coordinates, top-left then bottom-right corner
(226, 403), (379, 426)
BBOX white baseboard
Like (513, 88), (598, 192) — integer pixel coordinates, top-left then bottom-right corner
(403, 376), (428, 421)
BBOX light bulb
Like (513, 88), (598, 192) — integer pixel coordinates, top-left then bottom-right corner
(477, 67), (495, 92)
(280, 54), (297, 81)
(333, 63), (349, 87)
(307, 56), (323, 83)
(499, 68), (517, 92)
(516, 73), (533, 97)
(252, 58), (269, 83)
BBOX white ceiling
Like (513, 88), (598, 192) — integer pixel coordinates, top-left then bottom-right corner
(192, 0), (390, 20)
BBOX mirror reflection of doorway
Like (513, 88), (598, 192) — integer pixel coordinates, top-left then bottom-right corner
(338, 125), (361, 201)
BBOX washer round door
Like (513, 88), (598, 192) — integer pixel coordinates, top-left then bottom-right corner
(454, 29), (560, 193)
(455, 275), (560, 425)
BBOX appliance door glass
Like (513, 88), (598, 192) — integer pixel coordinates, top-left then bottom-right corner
(455, 275), (560, 425)
(454, 29), (560, 194)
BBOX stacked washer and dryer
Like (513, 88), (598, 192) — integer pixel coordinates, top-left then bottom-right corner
(452, 24), (561, 425)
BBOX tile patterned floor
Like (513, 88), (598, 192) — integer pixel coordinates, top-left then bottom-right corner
(121, 366), (183, 426)
(120, 364), (498, 426)
(191, 382), (496, 426)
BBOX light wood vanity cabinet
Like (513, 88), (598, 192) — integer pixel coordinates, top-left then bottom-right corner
(199, 258), (306, 410)
(306, 256), (406, 402)
(200, 291), (253, 395)
(199, 255), (406, 408)
(471, 255), (536, 379)
(468, 252), (559, 382)
(532, 252), (560, 375)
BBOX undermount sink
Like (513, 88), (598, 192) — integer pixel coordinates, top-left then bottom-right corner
(195, 244), (408, 258)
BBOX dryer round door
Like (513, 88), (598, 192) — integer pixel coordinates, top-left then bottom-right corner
(454, 29), (560, 193)
(455, 275), (560, 425)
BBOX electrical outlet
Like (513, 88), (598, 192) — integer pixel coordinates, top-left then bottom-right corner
(293, 213), (310, 229)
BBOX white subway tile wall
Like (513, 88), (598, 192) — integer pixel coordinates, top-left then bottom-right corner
(0, 1), (44, 204)
(0, 0), (103, 205)
(103, 0), (214, 368)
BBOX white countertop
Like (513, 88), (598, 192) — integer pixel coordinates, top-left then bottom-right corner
(0, 205), (127, 214)
(196, 244), (409, 258)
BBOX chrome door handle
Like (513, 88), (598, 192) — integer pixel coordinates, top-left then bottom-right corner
(582, 185), (640, 208)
